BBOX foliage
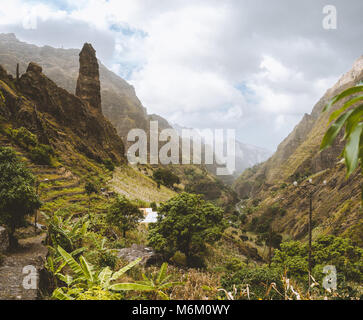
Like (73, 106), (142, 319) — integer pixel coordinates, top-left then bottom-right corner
(29, 143), (54, 165)
(150, 201), (158, 211)
(133, 262), (183, 300)
(5, 126), (55, 165)
(152, 168), (180, 188)
(0, 147), (41, 246)
(103, 158), (115, 171)
(272, 235), (363, 286)
(221, 265), (284, 300)
(42, 209), (89, 253)
(8, 126), (37, 149)
(321, 84), (363, 201)
(106, 195), (144, 237)
(247, 204), (285, 234)
(185, 181), (222, 200)
(85, 181), (98, 196)
(148, 193), (227, 265)
(52, 246), (144, 300)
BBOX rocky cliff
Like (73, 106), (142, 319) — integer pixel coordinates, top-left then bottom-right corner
(0, 47), (125, 165)
(0, 33), (148, 146)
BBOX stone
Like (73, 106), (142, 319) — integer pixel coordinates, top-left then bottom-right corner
(26, 62), (42, 74)
(0, 226), (9, 253)
(117, 244), (162, 266)
(75, 43), (101, 111)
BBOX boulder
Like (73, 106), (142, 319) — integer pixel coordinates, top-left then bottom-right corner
(117, 244), (163, 266)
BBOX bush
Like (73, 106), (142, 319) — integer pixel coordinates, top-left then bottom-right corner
(221, 266), (284, 300)
(272, 236), (363, 285)
(150, 201), (157, 211)
(152, 168), (180, 188)
(85, 181), (98, 196)
(224, 258), (245, 272)
(8, 127), (37, 149)
(148, 193), (226, 265)
(107, 196), (144, 237)
(171, 251), (187, 267)
(104, 159), (115, 171)
(98, 251), (118, 269)
(29, 144), (54, 165)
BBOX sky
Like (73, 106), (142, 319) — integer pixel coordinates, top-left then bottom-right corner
(0, 0), (362, 151)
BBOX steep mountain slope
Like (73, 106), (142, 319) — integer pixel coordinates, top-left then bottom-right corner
(233, 56), (363, 244)
(0, 33), (148, 145)
(0, 57), (124, 165)
(0, 42), (176, 213)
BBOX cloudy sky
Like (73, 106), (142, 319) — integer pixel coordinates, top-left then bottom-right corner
(0, 0), (362, 150)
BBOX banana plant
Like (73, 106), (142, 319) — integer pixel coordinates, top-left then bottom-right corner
(42, 210), (89, 251)
(321, 83), (363, 201)
(52, 246), (146, 300)
(117, 262), (183, 300)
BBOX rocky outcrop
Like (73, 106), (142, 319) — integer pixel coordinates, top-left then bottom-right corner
(117, 244), (162, 266)
(0, 226), (9, 253)
(0, 33), (148, 146)
(0, 58), (125, 164)
(75, 43), (101, 112)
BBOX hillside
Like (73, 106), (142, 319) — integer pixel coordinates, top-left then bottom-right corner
(233, 56), (363, 244)
(0, 33), (148, 147)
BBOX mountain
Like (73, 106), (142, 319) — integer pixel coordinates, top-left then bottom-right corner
(0, 33), (149, 147)
(0, 43), (124, 165)
(173, 122), (272, 179)
(233, 56), (363, 244)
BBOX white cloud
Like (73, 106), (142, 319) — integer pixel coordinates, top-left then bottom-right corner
(0, 0), (361, 150)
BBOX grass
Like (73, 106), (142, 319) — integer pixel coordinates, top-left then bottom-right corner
(109, 165), (176, 203)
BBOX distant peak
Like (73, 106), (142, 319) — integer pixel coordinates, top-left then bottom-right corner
(0, 33), (17, 41)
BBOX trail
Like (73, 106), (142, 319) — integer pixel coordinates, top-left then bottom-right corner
(0, 233), (47, 300)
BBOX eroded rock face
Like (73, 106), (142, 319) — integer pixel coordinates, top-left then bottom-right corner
(0, 226), (9, 253)
(75, 43), (101, 111)
(0, 60), (125, 164)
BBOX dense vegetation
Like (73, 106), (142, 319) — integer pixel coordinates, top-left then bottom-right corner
(148, 193), (227, 267)
(0, 147), (41, 247)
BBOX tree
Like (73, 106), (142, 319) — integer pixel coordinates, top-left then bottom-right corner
(0, 147), (41, 247)
(152, 168), (180, 189)
(321, 84), (363, 201)
(148, 193), (226, 266)
(106, 196), (144, 237)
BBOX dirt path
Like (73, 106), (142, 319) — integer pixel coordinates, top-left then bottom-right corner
(0, 233), (47, 300)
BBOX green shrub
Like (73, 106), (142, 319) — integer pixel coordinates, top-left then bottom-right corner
(98, 251), (118, 269)
(29, 144), (54, 165)
(103, 159), (115, 171)
(224, 258), (245, 272)
(8, 127), (37, 149)
(152, 168), (180, 188)
(221, 266), (284, 300)
(148, 193), (226, 266)
(171, 251), (187, 267)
